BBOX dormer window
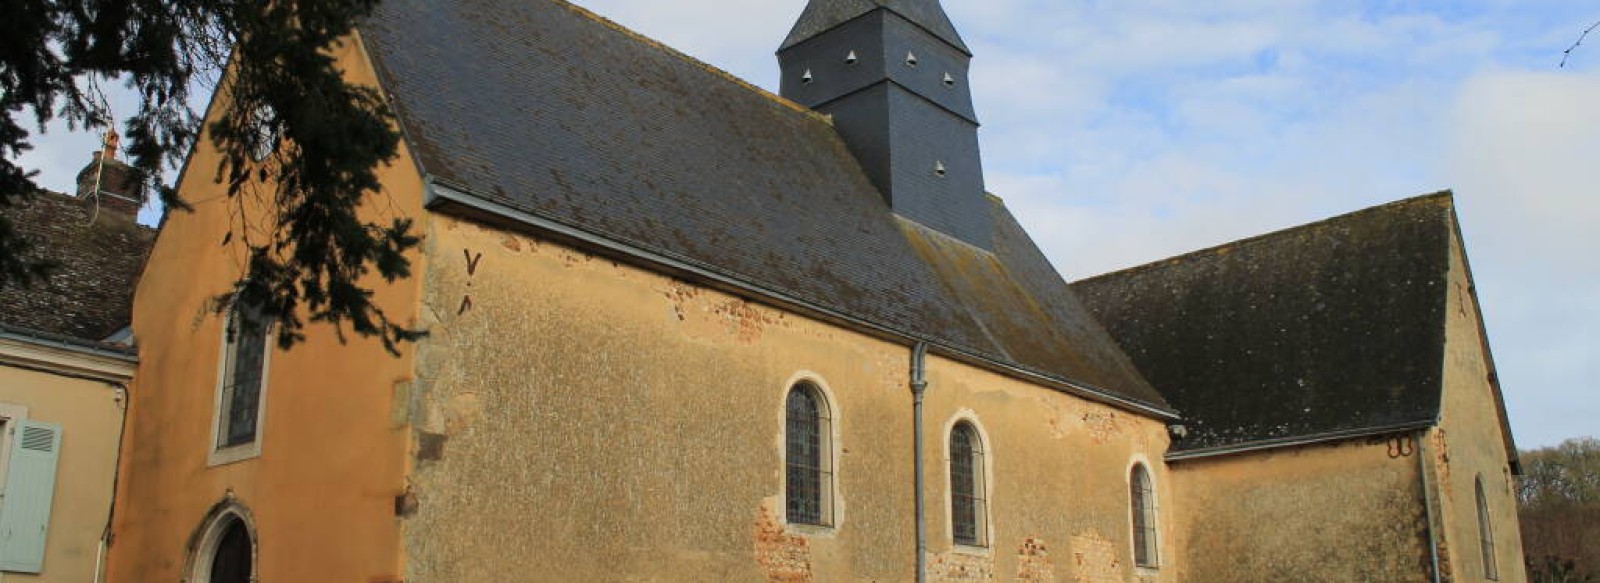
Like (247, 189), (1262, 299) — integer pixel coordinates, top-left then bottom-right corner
(802, 69), (814, 84)
(943, 72), (956, 87)
(845, 51), (858, 65)
(934, 161), (948, 178)
(905, 51), (919, 67)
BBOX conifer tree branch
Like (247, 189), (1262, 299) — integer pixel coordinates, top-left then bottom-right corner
(2, 0), (424, 355)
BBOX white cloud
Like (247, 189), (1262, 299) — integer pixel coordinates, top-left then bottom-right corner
(11, 0), (1596, 447)
(1442, 69), (1600, 448)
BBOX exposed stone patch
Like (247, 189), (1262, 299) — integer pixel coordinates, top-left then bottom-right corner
(930, 550), (994, 582)
(443, 391), (483, 434)
(417, 432), (448, 462)
(1432, 428), (1452, 483)
(1039, 398), (1071, 440)
(1016, 537), (1055, 581)
(558, 247), (592, 267)
(1068, 532), (1120, 583)
(1435, 535), (1455, 583)
(754, 504), (812, 582)
(661, 280), (786, 344)
(714, 298), (781, 343)
(394, 486), (420, 518)
(1082, 410), (1123, 445)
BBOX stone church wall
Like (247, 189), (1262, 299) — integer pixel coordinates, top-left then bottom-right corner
(1427, 228), (1527, 583)
(1169, 438), (1433, 583)
(404, 214), (1180, 582)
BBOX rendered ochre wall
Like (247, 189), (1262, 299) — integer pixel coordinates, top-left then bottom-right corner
(106, 34), (425, 583)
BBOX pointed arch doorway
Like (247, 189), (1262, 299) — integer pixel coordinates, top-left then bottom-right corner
(187, 501), (257, 583)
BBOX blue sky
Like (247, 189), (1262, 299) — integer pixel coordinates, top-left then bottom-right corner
(17, 0), (1598, 449)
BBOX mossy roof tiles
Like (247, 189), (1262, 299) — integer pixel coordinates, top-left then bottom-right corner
(0, 190), (156, 342)
(359, 0), (1166, 412)
(1073, 193), (1457, 452)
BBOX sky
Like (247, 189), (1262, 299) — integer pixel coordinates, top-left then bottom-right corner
(16, 0), (1598, 449)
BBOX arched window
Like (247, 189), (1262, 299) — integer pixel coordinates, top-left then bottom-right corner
(949, 421), (988, 547)
(189, 504), (256, 583)
(1477, 476), (1498, 580)
(1131, 463), (1159, 568)
(210, 299), (273, 466)
(785, 382), (833, 526)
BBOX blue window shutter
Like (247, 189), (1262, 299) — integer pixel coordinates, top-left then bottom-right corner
(0, 420), (63, 574)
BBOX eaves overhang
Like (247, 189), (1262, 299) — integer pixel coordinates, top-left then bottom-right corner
(0, 324), (138, 384)
(1164, 419), (1437, 462)
(424, 179), (1180, 422)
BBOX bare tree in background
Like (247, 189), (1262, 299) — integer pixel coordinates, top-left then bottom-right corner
(1520, 437), (1600, 581)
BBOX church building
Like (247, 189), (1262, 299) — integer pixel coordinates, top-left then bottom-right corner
(103, 1), (1525, 581)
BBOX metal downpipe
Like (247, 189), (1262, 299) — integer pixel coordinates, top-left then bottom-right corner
(911, 342), (930, 583)
(1417, 430), (1443, 583)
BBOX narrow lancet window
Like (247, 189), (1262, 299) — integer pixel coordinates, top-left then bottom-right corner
(785, 382), (833, 526)
(1131, 463), (1159, 567)
(220, 301), (270, 448)
(1477, 476), (1499, 580)
(949, 421), (987, 546)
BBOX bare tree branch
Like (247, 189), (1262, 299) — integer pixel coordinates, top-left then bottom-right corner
(1562, 20), (1600, 68)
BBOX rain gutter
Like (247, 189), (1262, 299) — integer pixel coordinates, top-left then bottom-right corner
(425, 180), (1179, 423)
(1164, 420), (1436, 462)
(910, 342), (929, 583)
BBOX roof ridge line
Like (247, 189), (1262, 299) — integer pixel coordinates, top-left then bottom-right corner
(1075, 190), (1455, 285)
(779, 3), (973, 56)
(878, 3), (971, 56)
(28, 188), (158, 233)
(551, 0), (831, 124)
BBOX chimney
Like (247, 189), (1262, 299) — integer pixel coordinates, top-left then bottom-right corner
(74, 129), (147, 216)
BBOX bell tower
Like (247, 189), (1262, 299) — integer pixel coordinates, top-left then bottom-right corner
(778, 0), (990, 248)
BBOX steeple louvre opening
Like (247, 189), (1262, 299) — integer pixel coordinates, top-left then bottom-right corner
(778, 0), (990, 248)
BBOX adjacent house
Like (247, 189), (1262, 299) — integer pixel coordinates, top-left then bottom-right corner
(0, 139), (154, 581)
(103, 1), (1526, 581)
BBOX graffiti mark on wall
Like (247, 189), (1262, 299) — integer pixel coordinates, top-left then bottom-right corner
(460, 249), (483, 315)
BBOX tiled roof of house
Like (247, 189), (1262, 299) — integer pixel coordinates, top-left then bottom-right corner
(359, 0), (1167, 412)
(0, 190), (157, 343)
(1073, 193), (1457, 452)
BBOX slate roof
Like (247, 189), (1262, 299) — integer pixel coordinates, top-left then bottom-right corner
(781, 0), (970, 54)
(0, 190), (157, 342)
(1072, 193), (1458, 453)
(359, 0), (1167, 413)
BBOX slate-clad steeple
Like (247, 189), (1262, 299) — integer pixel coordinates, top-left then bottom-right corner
(779, 0), (991, 248)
